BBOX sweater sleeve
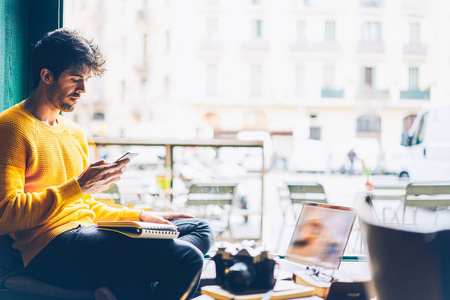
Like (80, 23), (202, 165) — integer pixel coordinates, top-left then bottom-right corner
(0, 165), (84, 235)
(83, 196), (143, 222)
(0, 117), (84, 235)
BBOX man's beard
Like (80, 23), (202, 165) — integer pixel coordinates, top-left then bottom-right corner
(50, 84), (77, 112)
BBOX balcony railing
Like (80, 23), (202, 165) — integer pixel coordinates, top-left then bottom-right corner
(400, 89), (430, 100)
(321, 88), (345, 98)
(242, 40), (269, 52)
(405, 0), (427, 10)
(359, 88), (390, 99)
(290, 41), (341, 53)
(360, 0), (383, 7)
(199, 40), (224, 52)
(357, 41), (385, 54)
(403, 43), (427, 56)
(292, 0), (344, 10)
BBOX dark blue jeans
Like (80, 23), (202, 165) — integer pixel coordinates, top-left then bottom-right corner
(26, 218), (214, 300)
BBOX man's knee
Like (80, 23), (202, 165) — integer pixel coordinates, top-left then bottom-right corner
(193, 219), (215, 244)
(173, 218), (215, 254)
(172, 242), (204, 274)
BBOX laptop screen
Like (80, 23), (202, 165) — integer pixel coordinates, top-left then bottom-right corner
(285, 202), (356, 270)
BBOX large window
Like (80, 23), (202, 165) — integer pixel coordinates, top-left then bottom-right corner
(61, 0), (445, 253)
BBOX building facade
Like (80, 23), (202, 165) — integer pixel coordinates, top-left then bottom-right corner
(64, 0), (449, 171)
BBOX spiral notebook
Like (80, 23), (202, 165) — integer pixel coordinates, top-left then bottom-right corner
(96, 221), (179, 239)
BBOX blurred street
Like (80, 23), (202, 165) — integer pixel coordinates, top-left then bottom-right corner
(116, 162), (450, 256)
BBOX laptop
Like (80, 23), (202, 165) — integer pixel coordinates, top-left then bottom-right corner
(278, 202), (357, 277)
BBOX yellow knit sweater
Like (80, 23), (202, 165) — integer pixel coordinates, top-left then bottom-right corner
(0, 101), (143, 266)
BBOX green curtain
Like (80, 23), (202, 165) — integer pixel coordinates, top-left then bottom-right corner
(0, 0), (63, 112)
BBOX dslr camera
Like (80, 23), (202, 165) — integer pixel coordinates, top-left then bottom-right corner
(212, 242), (276, 293)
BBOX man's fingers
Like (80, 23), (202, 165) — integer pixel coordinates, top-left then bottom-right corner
(165, 213), (194, 220)
(90, 159), (107, 167)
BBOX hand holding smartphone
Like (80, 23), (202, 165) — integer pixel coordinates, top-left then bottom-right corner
(114, 152), (139, 163)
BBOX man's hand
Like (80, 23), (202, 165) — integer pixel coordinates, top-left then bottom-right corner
(140, 211), (195, 224)
(76, 159), (130, 195)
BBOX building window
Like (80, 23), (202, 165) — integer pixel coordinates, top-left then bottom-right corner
(252, 19), (263, 39)
(250, 65), (262, 97)
(408, 67), (419, 90)
(362, 67), (375, 89)
(409, 22), (421, 43)
(296, 20), (306, 43)
(206, 18), (218, 41)
(206, 64), (218, 96)
(323, 65), (335, 89)
(310, 127), (321, 140)
(360, 0), (382, 7)
(357, 115), (381, 133)
(362, 22), (381, 42)
(357, 115), (381, 139)
(325, 21), (336, 42)
(164, 76), (170, 99)
(165, 30), (171, 52)
(295, 65), (305, 98)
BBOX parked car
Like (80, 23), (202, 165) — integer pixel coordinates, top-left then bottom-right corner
(396, 104), (450, 180)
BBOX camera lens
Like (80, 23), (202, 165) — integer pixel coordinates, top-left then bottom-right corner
(226, 262), (254, 293)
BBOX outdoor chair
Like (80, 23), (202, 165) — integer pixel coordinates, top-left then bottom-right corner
(285, 182), (328, 220)
(185, 182), (237, 241)
(367, 180), (408, 223)
(357, 199), (450, 300)
(277, 182), (327, 251)
(402, 181), (450, 225)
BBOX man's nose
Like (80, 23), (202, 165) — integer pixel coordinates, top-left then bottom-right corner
(76, 81), (86, 94)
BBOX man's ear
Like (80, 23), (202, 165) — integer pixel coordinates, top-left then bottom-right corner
(40, 68), (54, 85)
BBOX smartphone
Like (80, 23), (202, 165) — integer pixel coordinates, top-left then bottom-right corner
(114, 151), (139, 163)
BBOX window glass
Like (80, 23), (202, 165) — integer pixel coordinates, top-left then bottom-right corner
(296, 65), (305, 97)
(362, 22), (381, 42)
(252, 19), (263, 39)
(325, 21), (335, 42)
(411, 112), (428, 145)
(206, 64), (218, 96)
(410, 22), (421, 43)
(361, 0), (382, 7)
(409, 67), (419, 90)
(297, 20), (306, 43)
(61, 0), (438, 256)
(250, 65), (262, 97)
(206, 18), (219, 41)
(323, 65), (335, 89)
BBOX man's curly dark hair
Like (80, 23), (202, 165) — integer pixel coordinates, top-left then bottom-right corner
(31, 28), (106, 88)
